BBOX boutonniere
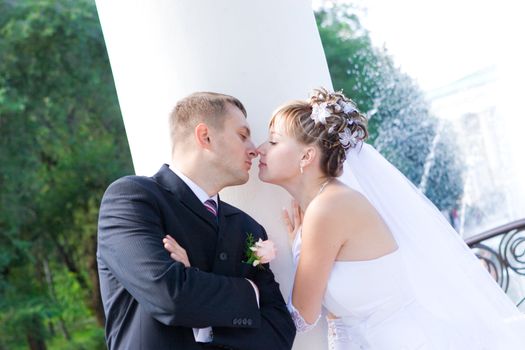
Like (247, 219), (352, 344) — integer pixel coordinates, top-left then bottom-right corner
(243, 233), (276, 269)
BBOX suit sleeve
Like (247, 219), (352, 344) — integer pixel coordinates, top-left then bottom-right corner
(212, 228), (297, 350)
(97, 177), (260, 328)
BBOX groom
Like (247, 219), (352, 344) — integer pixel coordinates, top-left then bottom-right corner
(97, 92), (295, 349)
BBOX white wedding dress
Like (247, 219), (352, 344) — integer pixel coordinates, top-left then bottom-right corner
(288, 144), (525, 349)
(292, 233), (472, 350)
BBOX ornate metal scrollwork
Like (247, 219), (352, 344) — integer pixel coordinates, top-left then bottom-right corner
(466, 219), (525, 309)
(500, 229), (525, 276)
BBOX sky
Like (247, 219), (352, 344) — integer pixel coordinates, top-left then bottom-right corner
(315, 0), (525, 222)
(316, 0), (524, 92)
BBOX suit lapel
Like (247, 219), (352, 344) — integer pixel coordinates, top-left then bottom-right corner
(216, 195), (242, 239)
(152, 164), (219, 230)
(153, 165), (247, 276)
(213, 198), (246, 275)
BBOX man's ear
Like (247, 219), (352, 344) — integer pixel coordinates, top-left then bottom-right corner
(300, 146), (317, 168)
(194, 123), (212, 149)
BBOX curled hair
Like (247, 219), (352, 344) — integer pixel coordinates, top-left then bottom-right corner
(270, 87), (368, 177)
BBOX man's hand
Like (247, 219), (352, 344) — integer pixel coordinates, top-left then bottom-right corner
(163, 235), (190, 267)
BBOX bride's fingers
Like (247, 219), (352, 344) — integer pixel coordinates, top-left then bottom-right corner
(292, 200), (302, 227)
(282, 208), (294, 234)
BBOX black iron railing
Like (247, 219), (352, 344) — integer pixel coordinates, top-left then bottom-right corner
(465, 218), (525, 309)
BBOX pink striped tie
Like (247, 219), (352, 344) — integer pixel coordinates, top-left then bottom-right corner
(204, 199), (217, 216)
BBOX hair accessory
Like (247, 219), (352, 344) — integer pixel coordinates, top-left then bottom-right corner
(338, 127), (362, 148)
(340, 101), (356, 114)
(310, 102), (330, 124)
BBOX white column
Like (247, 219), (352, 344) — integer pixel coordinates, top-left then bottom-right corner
(95, 1), (332, 348)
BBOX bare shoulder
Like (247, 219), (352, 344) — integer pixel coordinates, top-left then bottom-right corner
(303, 180), (397, 260)
(304, 182), (381, 238)
(307, 182), (371, 218)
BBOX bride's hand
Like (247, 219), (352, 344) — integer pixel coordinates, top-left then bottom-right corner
(163, 235), (190, 267)
(283, 200), (303, 245)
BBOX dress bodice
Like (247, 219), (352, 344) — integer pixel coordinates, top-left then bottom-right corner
(291, 231), (469, 349)
(323, 250), (415, 321)
(293, 231), (415, 321)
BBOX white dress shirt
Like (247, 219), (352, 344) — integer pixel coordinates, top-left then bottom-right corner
(170, 167), (218, 207)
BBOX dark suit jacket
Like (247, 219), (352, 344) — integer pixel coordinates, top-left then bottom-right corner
(97, 164), (296, 349)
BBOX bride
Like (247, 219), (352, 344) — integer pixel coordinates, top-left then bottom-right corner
(166, 88), (525, 349)
(255, 88), (525, 349)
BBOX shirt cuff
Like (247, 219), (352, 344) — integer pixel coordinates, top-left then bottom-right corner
(192, 327), (213, 342)
(246, 278), (260, 308)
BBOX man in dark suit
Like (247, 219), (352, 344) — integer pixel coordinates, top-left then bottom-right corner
(97, 92), (296, 349)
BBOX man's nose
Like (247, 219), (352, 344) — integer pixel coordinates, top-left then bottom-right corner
(247, 141), (258, 159)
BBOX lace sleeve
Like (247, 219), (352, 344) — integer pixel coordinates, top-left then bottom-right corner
(287, 302), (320, 333)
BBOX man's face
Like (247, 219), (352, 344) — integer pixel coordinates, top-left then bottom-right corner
(209, 105), (257, 186)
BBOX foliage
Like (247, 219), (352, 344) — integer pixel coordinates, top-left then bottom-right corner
(315, 3), (464, 210)
(0, 0), (132, 348)
(423, 121), (465, 210)
(0, 0), (468, 348)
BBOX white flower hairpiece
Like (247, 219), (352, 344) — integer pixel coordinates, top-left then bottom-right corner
(340, 101), (356, 114)
(338, 127), (361, 148)
(310, 102), (330, 124)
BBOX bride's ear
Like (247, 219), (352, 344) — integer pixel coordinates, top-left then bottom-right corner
(300, 147), (317, 168)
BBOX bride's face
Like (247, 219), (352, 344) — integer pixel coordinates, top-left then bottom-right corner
(257, 117), (305, 185)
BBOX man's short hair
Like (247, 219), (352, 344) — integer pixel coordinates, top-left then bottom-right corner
(169, 92), (247, 150)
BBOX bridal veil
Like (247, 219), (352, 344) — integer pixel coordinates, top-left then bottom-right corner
(341, 143), (525, 349)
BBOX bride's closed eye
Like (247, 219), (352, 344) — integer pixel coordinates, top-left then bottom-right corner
(269, 141), (277, 145)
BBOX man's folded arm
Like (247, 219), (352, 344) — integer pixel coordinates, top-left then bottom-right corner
(98, 177), (261, 328)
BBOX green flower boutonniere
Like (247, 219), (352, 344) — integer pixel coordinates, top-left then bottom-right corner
(243, 233), (276, 269)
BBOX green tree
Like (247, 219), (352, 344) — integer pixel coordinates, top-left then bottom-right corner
(315, 3), (464, 211)
(0, 0), (132, 348)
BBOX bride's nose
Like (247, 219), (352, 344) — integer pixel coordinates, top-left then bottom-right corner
(256, 142), (267, 155)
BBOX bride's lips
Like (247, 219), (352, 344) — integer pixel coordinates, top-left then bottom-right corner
(258, 161), (266, 168)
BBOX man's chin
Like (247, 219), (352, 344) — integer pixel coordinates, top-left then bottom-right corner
(228, 174), (249, 186)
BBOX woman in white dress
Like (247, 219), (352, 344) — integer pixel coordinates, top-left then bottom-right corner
(254, 88), (525, 349)
(165, 88), (525, 349)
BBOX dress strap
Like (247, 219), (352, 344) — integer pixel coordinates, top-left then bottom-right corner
(291, 228), (302, 266)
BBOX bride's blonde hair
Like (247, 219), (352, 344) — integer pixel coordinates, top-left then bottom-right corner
(270, 87), (368, 177)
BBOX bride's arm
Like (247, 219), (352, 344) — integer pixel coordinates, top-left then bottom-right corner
(289, 199), (347, 331)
